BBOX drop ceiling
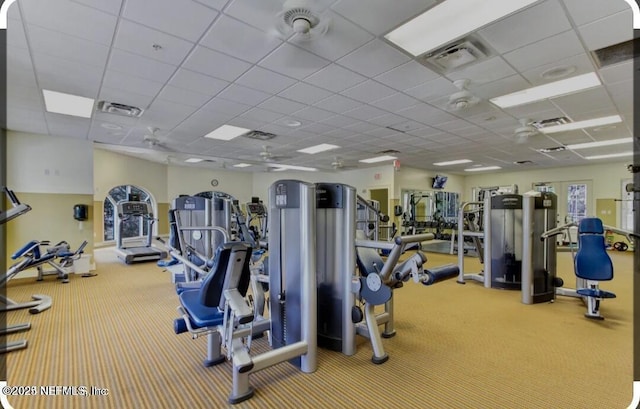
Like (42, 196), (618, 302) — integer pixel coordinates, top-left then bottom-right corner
(4, 0), (636, 173)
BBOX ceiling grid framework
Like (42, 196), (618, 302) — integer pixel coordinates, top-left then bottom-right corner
(4, 0), (635, 173)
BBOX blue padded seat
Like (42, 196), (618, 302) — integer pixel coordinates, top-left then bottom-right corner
(179, 290), (225, 329)
(11, 240), (41, 259)
(356, 246), (384, 277)
(574, 218), (614, 282)
(178, 242), (252, 329)
(576, 288), (616, 299)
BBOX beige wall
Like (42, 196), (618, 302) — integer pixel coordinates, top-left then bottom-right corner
(93, 149), (168, 203)
(167, 165), (253, 203)
(6, 193), (94, 270)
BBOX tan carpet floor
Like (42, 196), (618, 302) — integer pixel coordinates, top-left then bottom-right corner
(2, 248), (633, 409)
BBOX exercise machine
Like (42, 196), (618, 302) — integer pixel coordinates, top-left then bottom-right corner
(173, 180), (317, 404)
(316, 182), (458, 363)
(245, 197), (268, 248)
(457, 194), (523, 290)
(0, 187), (51, 353)
(114, 201), (167, 264)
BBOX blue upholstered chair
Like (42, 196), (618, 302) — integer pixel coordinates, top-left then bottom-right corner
(574, 218), (616, 320)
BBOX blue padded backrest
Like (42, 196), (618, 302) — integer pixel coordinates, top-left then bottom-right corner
(578, 218), (604, 234)
(575, 234), (613, 281)
(356, 246), (384, 277)
(199, 242), (252, 309)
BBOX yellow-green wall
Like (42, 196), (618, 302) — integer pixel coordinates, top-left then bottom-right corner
(6, 193), (94, 270)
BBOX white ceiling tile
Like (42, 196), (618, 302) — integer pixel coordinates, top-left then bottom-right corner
(446, 57), (517, 85)
(386, 120), (424, 133)
(20, 0), (117, 45)
(235, 66), (297, 94)
(561, 0), (630, 26)
(258, 96), (307, 115)
(373, 61), (440, 91)
(297, 122), (335, 134)
(93, 111), (142, 129)
(370, 93), (419, 111)
(26, 24), (110, 69)
(168, 68), (230, 95)
(201, 97), (252, 116)
(33, 53), (103, 97)
(114, 20), (195, 66)
(6, 46), (37, 87)
(108, 49), (177, 84)
(7, 1), (22, 20)
(290, 107), (335, 122)
(143, 98), (199, 129)
(478, 0), (572, 53)
(340, 80), (396, 103)
(192, 0), (228, 11)
(70, 0), (123, 15)
(337, 39), (411, 78)
(6, 82), (44, 111)
(7, 118), (49, 135)
(223, 0), (285, 33)
(278, 82), (333, 104)
(367, 113), (407, 127)
(396, 103), (444, 123)
(502, 30), (584, 72)
(217, 84), (271, 105)
(102, 70), (165, 98)
(258, 43), (331, 80)
(237, 108), (284, 123)
(123, 0), (219, 42)
(599, 60), (633, 84)
(291, 12), (373, 61)
(502, 101), (561, 119)
(200, 15), (283, 63)
(520, 53), (595, 86)
(6, 18), (28, 49)
(156, 85), (214, 108)
(44, 113), (91, 139)
(578, 10), (633, 51)
(471, 75), (531, 100)
(304, 64), (367, 93)
(182, 46), (252, 82)
(551, 87), (615, 118)
(342, 121), (377, 133)
(331, 0), (435, 36)
(406, 126), (445, 138)
(7, 107), (47, 129)
(319, 115), (358, 128)
(342, 105), (388, 121)
(405, 77), (458, 102)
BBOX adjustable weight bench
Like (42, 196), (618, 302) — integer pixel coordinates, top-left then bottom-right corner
(574, 218), (616, 320)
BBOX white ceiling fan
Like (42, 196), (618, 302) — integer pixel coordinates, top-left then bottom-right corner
(273, 0), (331, 43)
(331, 156), (358, 171)
(447, 79), (481, 111)
(513, 118), (540, 144)
(142, 127), (176, 152)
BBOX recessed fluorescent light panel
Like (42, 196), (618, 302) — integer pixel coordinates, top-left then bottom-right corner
(297, 143), (340, 154)
(359, 155), (397, 164)
(233, 163), (252, 168)
(585, 151), (633, 160)
(185, 158), (203, 163)
(566, 137), (632, 150)
(384, 0), (539, 56)
(42, 89), (95, 118)
(204, 124), (250, 141)
(268, 164), (317, 172)
(465, 166), (502, 172)
(539, 115), (623, 134)
(490, 73), (602, 108)
(433, 159), (472, 166)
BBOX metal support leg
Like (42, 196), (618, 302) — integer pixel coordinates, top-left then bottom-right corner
(364, 303), (388, 364)
(204, 331), (224, 367)
(381, 295), (395, 338)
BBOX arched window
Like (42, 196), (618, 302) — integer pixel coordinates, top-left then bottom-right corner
(103, 185), (154, 241)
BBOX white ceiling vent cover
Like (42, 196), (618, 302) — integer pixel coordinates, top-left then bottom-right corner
(97, 101), (144, 118)
(421, 39), (488, 72)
